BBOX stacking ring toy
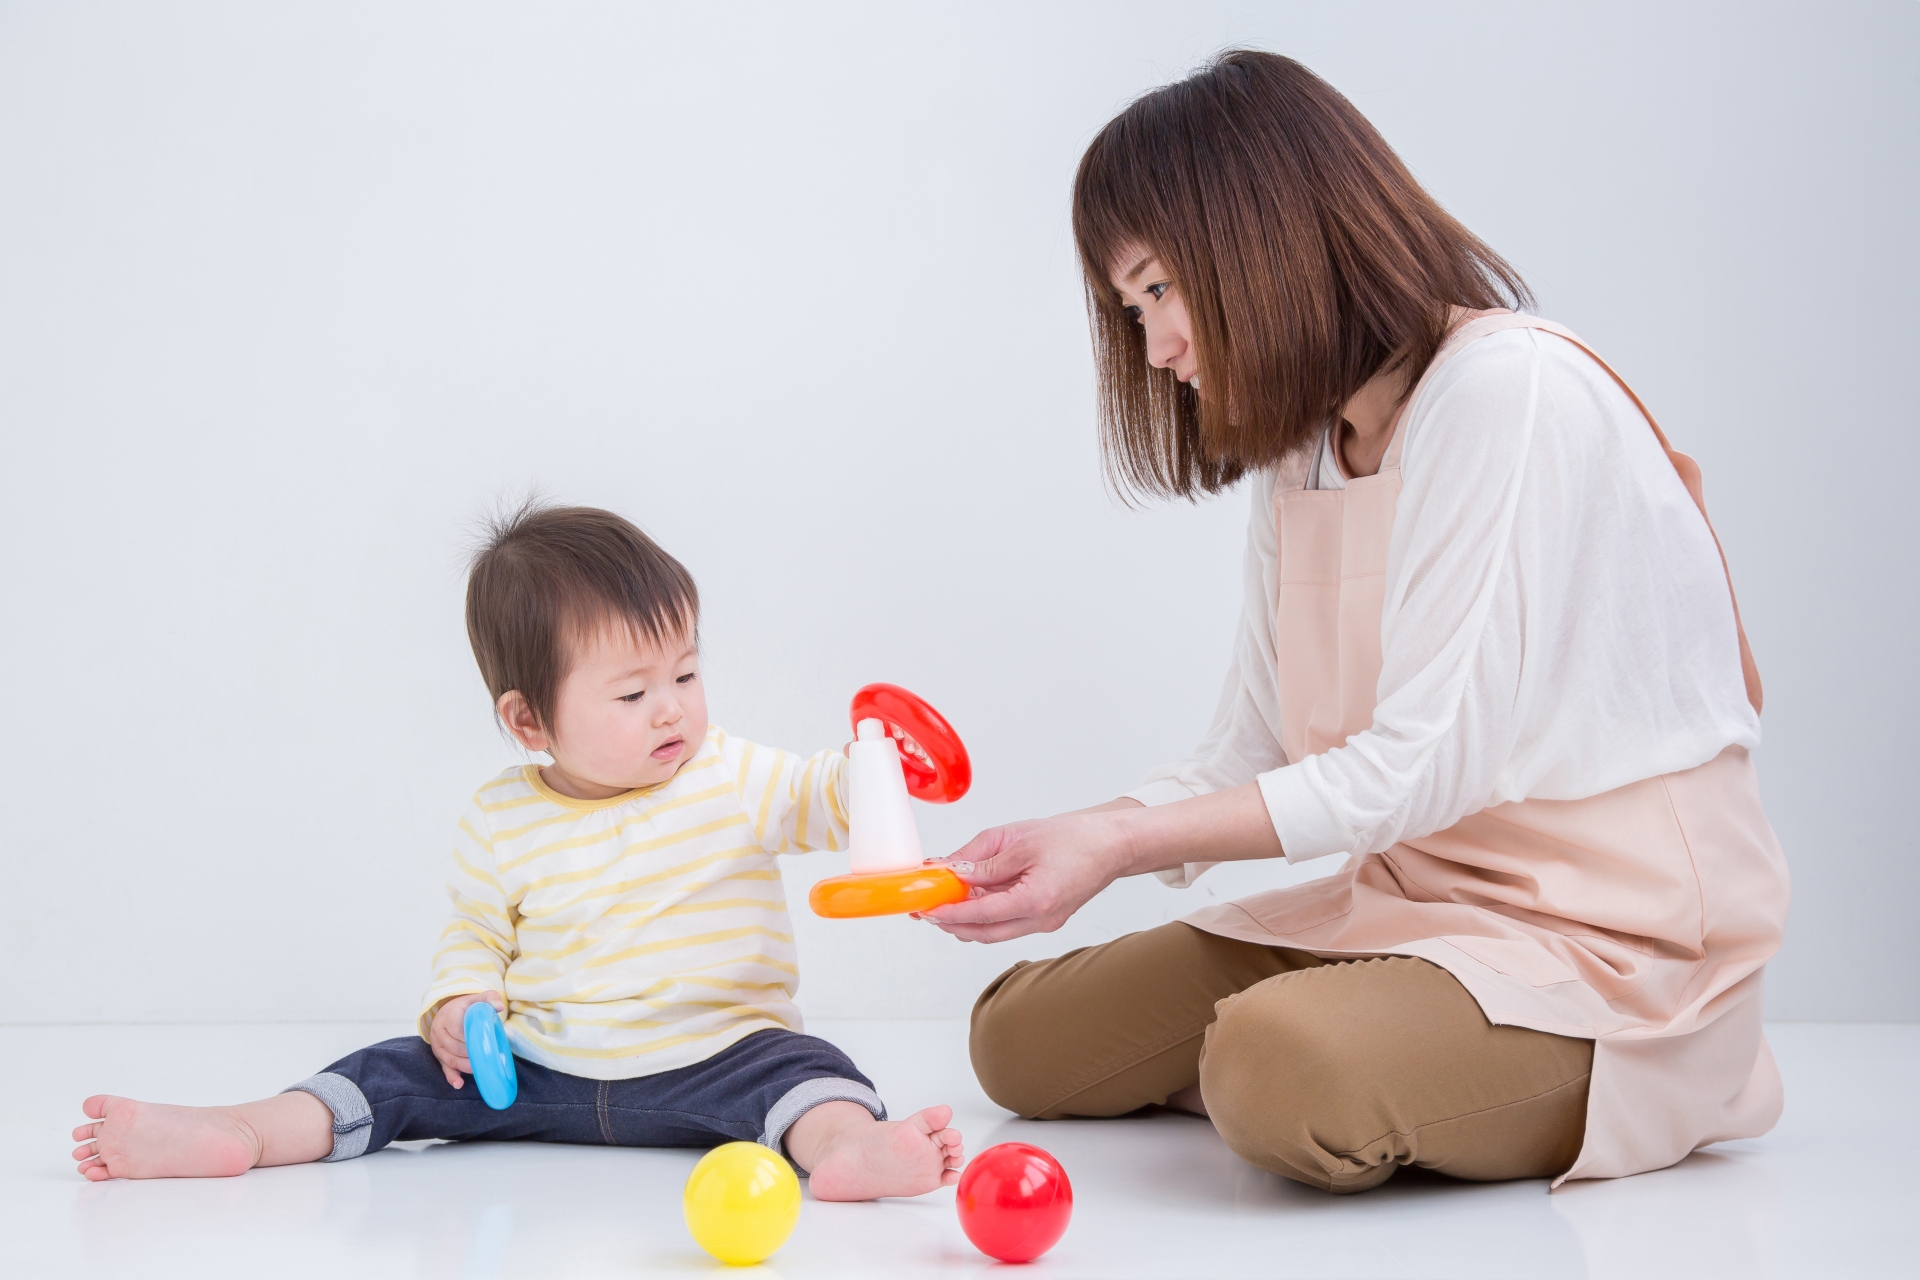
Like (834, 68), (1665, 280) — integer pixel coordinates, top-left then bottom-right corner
(463, 1000), (518, 1110)
(808, 684), (972, 919)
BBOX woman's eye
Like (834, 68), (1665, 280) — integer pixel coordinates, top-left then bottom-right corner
(1146, 282), (1169, 301)
(1122, 305), (1142, 324)
(619, 691), (644, 703)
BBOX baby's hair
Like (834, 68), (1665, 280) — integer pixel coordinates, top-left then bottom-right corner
(466, 500), (699, 734)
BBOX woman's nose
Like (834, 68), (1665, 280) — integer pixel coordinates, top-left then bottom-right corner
(1144, 322), (1186, 371)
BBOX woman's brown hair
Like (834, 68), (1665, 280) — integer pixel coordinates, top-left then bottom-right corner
(1073, 50), (1532, 500)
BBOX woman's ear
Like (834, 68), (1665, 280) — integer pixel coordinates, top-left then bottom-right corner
(496, 690), (552, 754)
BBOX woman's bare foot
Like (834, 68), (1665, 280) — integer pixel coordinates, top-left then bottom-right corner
(71, 1091), (333, 1181)
(789, 1101), (965, 1202)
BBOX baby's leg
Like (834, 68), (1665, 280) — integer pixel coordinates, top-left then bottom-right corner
(73, 1092), (333, 1181)
(634, 1028), (963, 1201)
(785, 1099), (965, 1202)
(72, 1034), (529, 1181)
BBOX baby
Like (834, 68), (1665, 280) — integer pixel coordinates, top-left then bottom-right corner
(70, 504), (964, 1199)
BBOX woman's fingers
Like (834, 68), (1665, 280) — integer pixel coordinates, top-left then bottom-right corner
(940, 820), (1044, 882)
(933, 916), (1056, 943)
(924, 882), (1043, 926)
(942, 830), (1046, 890)
(946, 825), (1014, 865)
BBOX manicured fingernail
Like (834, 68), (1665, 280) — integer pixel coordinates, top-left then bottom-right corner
(947, 860), (974, 873)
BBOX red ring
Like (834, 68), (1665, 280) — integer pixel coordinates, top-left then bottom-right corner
(849, 683), (971, 804)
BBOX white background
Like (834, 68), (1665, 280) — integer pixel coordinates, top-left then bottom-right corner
(2, 1), (1913, 1026)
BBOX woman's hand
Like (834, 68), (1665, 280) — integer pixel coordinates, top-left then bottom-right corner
(428, 991), (507, 1089)
(923, 810), (1138, 942)
(923, 785), (1283, 943)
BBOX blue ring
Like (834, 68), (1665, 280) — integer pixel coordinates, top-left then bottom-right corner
(463, 1001), (519, 1110)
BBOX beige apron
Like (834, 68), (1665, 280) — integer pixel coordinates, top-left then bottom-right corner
(1180, 312), (1790, 1186)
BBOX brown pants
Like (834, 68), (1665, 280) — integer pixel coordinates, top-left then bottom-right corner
(970, 922), (1594, 1193)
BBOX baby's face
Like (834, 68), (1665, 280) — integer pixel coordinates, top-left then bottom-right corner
(541, 623), (708, 797)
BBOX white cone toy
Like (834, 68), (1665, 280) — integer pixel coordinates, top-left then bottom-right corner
(847, 718), (926, 873)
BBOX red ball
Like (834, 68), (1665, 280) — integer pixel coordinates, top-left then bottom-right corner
(955, 1142), (1073, 1263)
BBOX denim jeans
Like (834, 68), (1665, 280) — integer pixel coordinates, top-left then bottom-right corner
(285, 1027), (883, 1166)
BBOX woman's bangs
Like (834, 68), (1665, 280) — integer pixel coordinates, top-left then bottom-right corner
(1071, 124), (1170, 306)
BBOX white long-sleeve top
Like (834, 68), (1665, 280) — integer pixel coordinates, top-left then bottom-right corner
(1127, 326), (1761, 884)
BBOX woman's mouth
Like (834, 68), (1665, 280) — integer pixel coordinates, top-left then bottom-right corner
(651, 736), (684, 761)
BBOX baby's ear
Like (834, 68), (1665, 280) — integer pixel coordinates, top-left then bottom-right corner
(496, 690), (551, 754)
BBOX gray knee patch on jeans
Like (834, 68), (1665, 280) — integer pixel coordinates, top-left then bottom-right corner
(760, 1077), (886, 1167)
(284, 1072), (374, 1162)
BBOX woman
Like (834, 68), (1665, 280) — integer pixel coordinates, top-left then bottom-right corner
(927, 51), (1787, 1194)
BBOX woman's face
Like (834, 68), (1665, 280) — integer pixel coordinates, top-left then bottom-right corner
(1110, 250), (1199, 387)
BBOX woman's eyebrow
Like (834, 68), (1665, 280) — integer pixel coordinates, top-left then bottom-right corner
(1122, 255), (1158, 283)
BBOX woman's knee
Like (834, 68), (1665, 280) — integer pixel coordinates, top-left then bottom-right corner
(970, 923), (1311, 1121)
(1199, 957), (1592, 1192)
(1198, 972), (1384, 1191)
(969, 957), (1070, 1117)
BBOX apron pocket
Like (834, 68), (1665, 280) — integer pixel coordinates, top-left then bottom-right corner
(1441, 935), (1580, 987)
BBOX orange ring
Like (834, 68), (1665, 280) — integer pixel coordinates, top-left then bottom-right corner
(808, 866), (969, 918)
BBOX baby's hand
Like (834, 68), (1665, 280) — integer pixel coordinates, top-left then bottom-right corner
(428, 992), (507, 1089)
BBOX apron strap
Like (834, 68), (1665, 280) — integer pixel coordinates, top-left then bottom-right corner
(1382, 311), (1764, 714)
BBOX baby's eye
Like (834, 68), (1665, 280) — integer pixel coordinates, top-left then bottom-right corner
(619, 691), (645, 703)
(1146, 281), (1169, 301)
(676, 672), (698, 685)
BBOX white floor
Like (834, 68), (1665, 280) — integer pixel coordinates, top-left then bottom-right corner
(3, 1021), (1912, 1279)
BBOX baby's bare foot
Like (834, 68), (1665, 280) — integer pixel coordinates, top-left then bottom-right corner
(806, 1105), (964, 1202)
(72, 1095), (263, 1181)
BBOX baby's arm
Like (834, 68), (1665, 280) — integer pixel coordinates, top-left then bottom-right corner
(724, 732), (850, 854)
(417, 800), (518, 1087)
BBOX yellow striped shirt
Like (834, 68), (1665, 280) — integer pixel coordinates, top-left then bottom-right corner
(419, 725), (848, 1079)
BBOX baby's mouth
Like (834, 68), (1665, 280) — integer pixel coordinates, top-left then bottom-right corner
(651, 736), (685, 761)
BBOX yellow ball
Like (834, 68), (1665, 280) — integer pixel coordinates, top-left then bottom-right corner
(683, 1141), (802, 1266)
